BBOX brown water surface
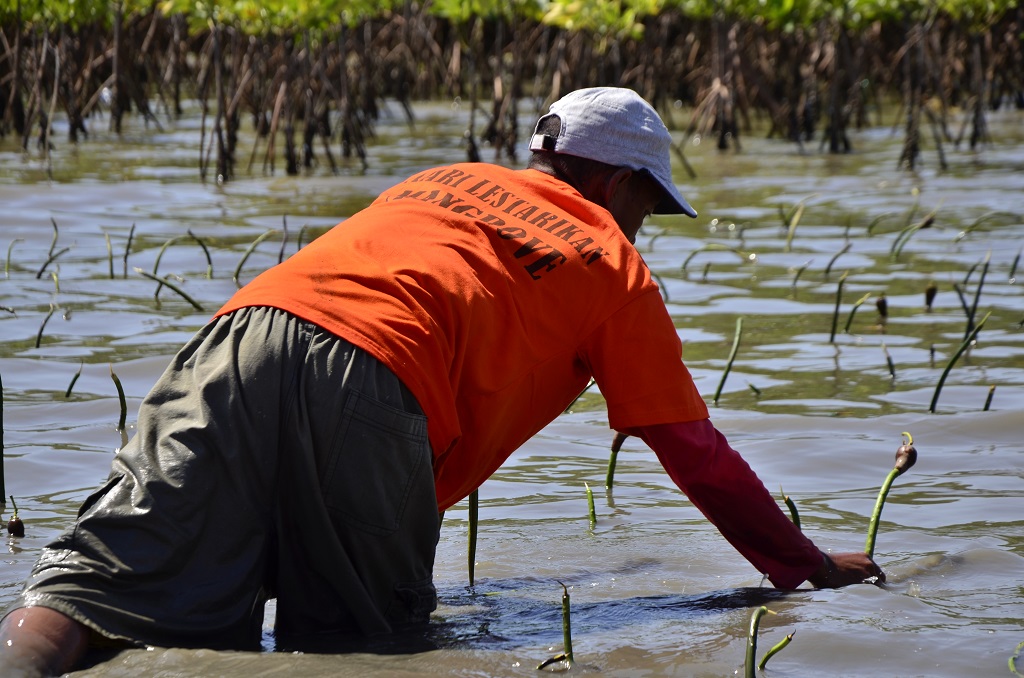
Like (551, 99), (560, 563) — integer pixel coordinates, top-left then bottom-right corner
(1, 100), (1023, 677)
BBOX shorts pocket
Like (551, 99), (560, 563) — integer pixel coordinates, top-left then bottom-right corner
(321, 389), (430, 536)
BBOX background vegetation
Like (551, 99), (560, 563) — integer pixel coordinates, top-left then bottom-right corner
(1, 0), (1021, 180)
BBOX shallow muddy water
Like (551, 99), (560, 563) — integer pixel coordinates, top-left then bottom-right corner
(1, 99), (1023, 677)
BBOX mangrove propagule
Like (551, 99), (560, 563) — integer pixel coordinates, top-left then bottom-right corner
(7, 495), (24, 537)
(864, 432), (918, 559)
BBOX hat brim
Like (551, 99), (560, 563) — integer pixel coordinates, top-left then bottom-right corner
(651, 174), (698, 218)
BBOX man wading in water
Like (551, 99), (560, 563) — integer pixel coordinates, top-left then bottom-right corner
(0, 87), (883, 676)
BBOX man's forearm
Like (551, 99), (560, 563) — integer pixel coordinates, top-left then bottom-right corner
(629, 418), (823, 587)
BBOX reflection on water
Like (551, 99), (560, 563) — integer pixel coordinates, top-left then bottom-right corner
(1, 101), (1023, 677)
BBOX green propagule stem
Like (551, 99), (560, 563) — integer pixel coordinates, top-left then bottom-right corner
(1010, 639), (1024, 676)
(585, 482), (596, 527)
(537, 582), (575, 670)
(865, 432), (918, 559)
(606, 430), (628, 488)
(745, 605), (794, 677)
(780, 486), (800, 530)
(467, 487), (478, 586)
(714, 317), (743, 406)
(929, 312), (991, 413)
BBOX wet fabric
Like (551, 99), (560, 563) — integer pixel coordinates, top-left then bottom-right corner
(216, 163), (709, 509)
(9, 307), (440, 649)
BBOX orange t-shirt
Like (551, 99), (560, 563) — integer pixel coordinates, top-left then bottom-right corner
(217, 163), (708, 510)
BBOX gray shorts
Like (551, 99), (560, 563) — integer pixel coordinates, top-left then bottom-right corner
(9, 306), (440, 651)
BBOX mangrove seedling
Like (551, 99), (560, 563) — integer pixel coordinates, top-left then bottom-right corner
(864, 432), (918, 559)
(745, 605), (783, 678)
(963, 253), (990, 341)
(925, 281), (938, 311)
(828, 273), (847, 343)
(8, 495), (24, 537)
(233, 228), (279, 287)
(876, 293), (889, 323)
(983, 385), (996, 411)
(929, 312), (990, 413)
(780, 486), (800, 530)
(123, 223), (136, 279)
(135, 268), (205, 312)
(606, 431), (628, 488)
(4, 237), (23, 278)
(468, 487), (478, 586)
(110, 365), (128, 449)
(585, 482), (596, 527)
(758, 631), (796, 671)
(823, 242), (851, 281)
(538, 582), (575, 670)
(35, 304), (56, 349)
(790, 259), (813, 288)
(882, 343), (895, 379)
(843, 292), (872, 334)
(188, 229), (214, 278)
(65, 361), (84, 398)
(714, 317), (743, 404)
(1010, 639), (1024, 676)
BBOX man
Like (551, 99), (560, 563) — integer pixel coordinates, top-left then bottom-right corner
(0, 87), (882, 676)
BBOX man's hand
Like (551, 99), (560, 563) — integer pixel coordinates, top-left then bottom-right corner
(808, 551), (885, 588)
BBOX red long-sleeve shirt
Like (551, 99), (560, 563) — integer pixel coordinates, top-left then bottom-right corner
(631, 419), (823, 588)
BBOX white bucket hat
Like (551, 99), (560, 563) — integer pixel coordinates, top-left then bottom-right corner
(529, 87), (697, 218)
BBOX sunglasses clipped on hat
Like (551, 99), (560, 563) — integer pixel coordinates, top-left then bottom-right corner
(529, 87), (698, 218)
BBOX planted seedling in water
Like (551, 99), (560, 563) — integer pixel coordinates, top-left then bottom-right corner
(606, 430), (628, 488)
(745, 605), (792, 677)
(585, 482), (596, 527)
(8, 495), (24, 537)
(779, 486), (800, 530)
(714, 317), (743, 404)
(537, 582), (574, 671)
(925, 281), (938, 311)
(468, 487), (478, 586)
(930, 312), (990, 413)
(865, 432), (918, 558)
